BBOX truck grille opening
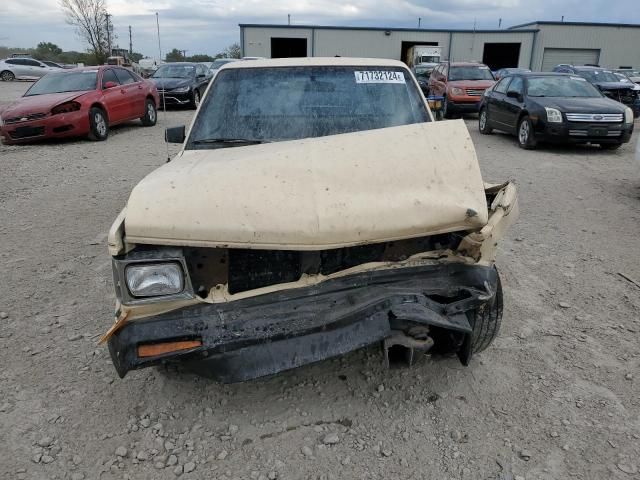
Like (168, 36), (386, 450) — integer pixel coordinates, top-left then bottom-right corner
(183, 233), (464, 296)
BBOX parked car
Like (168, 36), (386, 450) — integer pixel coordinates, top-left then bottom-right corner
(552, 65), (640, 116)
(0, 66), (159, 144)
(0, 57), (60, 81)
(208, 58), (239, 74)
(428, 61), (495, 118)
(613, 69), (640, 84)
(150, 62), (212, 108)
(41, 61), (65, 69)
(479, 72), (634, 150)
(103, 57), (518, 382)
(494, 67), (531, 80)
(412, 65), (433, 95)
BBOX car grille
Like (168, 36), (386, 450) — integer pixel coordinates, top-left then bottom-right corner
(465, 88), (485, 96)
(568, 129), (621, 137)
(565, 113), (623, 123)
(8, 125), (45, 139)
(4, 112), (47, 125)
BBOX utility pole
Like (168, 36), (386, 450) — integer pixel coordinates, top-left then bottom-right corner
(498, 18), (502, 29)
(418, 17), (421, 28)
(129, 25), (132, 55)
(105, 13), (112, 55)
(288, 14), (291, 25)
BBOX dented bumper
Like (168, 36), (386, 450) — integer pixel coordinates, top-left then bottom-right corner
(108, 263), (499, 383)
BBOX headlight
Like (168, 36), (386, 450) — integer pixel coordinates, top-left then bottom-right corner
(624, 107), (634, 124)
(545, 107), (563, 123)
(171, 86), (190, 93)
(125, 263), (184, 297)
(450, 87), (464, 96)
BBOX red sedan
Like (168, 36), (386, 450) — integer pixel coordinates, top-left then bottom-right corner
(0, 66), (159, 144)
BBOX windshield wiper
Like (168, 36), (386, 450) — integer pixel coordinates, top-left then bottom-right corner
(191, 138), (270, 147)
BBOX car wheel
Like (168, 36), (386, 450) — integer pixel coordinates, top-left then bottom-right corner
(140, 99), (157, 126)
(0, 70), (15, 82)
(469, 270), (503, 354)
(88, 107), (109, 141)
(600, 143), (622, 150)
(442, 96), (451, 119)
(517, 115), (537, 150)
(479, 108), (493, 134)
(191, 89), (200, 109)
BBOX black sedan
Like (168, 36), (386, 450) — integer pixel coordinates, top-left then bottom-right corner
(150, 62), (212, 109)
(478, 73), (634, 150)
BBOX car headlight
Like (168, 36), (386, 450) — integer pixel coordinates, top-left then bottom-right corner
(125, 263), (184, 297)
(545, 107), (563, 123)
(450, 87), (464, 96)
(624, 107), (634, 124)
(171, 86), (190, 93)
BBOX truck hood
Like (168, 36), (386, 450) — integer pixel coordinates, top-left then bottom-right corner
(124, 121), (489, 250)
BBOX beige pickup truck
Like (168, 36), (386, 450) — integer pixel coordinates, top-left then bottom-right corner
(104, 57), (518, 382)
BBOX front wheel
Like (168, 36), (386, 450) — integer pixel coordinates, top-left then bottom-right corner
(479, 108), (493, 134)
(469, 271), (503, 354)
(600, 143), (622, 150)
(442, 96), (452, 119)
(517, 116), (537, 150)
(140, 99), (157, 126)
(88, 107), (109, 141)
(191, 89), (200, 109)
(0, 70), (15, 82)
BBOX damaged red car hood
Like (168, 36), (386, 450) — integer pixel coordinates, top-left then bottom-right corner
(124, 121), (490, 250)
(2, 91), (87, 118)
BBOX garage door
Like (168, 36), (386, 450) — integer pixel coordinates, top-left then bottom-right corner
(541, 48), (600, 71)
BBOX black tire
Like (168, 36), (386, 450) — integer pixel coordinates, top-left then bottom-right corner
(442, 96), (452, 119)
(140, 99), (157, 126)
(479, 108), (493, 134)
(88, 107), (109, 141)
(1, 70), (15, 82)
(191, 89), (200, 109)
(517, 115), (537, 150)
(469, 271), (503, 354)
(600, 143), (622, 150)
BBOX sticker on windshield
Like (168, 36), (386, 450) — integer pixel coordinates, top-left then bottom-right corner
(354, 71), (405, 84)
(570, 76), (587, 81)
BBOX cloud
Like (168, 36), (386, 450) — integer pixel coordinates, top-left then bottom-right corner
(0, 0), (638, 57)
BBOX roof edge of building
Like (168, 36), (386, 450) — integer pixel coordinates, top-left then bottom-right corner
(509, 20), (640, 30)
(238, 23), (538, 34)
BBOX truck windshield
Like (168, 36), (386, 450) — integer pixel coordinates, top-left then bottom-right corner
(187, 66), (430, 148)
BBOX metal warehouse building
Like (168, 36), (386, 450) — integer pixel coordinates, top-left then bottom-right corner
(239, 21), (640, 71)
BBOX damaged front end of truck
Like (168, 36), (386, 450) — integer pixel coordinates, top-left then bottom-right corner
(103, 121), (518, 382)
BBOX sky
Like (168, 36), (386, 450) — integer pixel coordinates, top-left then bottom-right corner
(0, 0), (638, 58)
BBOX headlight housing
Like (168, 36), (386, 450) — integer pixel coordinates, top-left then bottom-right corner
(545, 107), (563, 123)
(624, 107), (634, 124)
(171, 86), (190, 93)
(450, 87), (464, 96)
(125, 263), (184, 297)
(51, 101), (81, 115)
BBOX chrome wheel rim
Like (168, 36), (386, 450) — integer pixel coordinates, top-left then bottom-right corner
(519, 120), (529, 144)
(1, 71), (14, 81)
(148, 103), (156, 122)
(480, 111), (487, 130)
(95, 113), (107, 136)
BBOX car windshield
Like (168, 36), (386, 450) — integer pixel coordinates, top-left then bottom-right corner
(449, 66), (494, 81)
(527, 76), (602, 97)
(24, 70), (97, 96)
(187, 66), (430, 148)
(576, 70), (619, 83)
(414, 67), (432, 79)
(210, 60), (234, 70)
(152, 64), (195, 79)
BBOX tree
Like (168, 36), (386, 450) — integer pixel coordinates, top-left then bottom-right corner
(129, 52), (144, 63)
(59, 0), (112, 64)
(165, 48), (183, 62)
(188, 54), (214, 62)
(35, 42), (63, 59)
(223, 42), (241, 59)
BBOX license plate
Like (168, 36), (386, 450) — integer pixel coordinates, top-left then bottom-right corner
(589, 128), (607, 137)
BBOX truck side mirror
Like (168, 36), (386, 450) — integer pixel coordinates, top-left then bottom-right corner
(165, 126), (186, 143)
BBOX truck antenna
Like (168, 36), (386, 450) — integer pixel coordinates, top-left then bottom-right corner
(156, 12), (170, 162)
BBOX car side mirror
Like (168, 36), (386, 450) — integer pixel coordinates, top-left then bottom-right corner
(103, 81), (118, 89)
(165, 126), (186, 143)
(507, 90), (522, 100)
(40, 65), (46, 68)
(197, 74), (205, 79)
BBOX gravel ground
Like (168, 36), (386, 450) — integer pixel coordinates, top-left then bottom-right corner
(1, 80), (639, 480)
